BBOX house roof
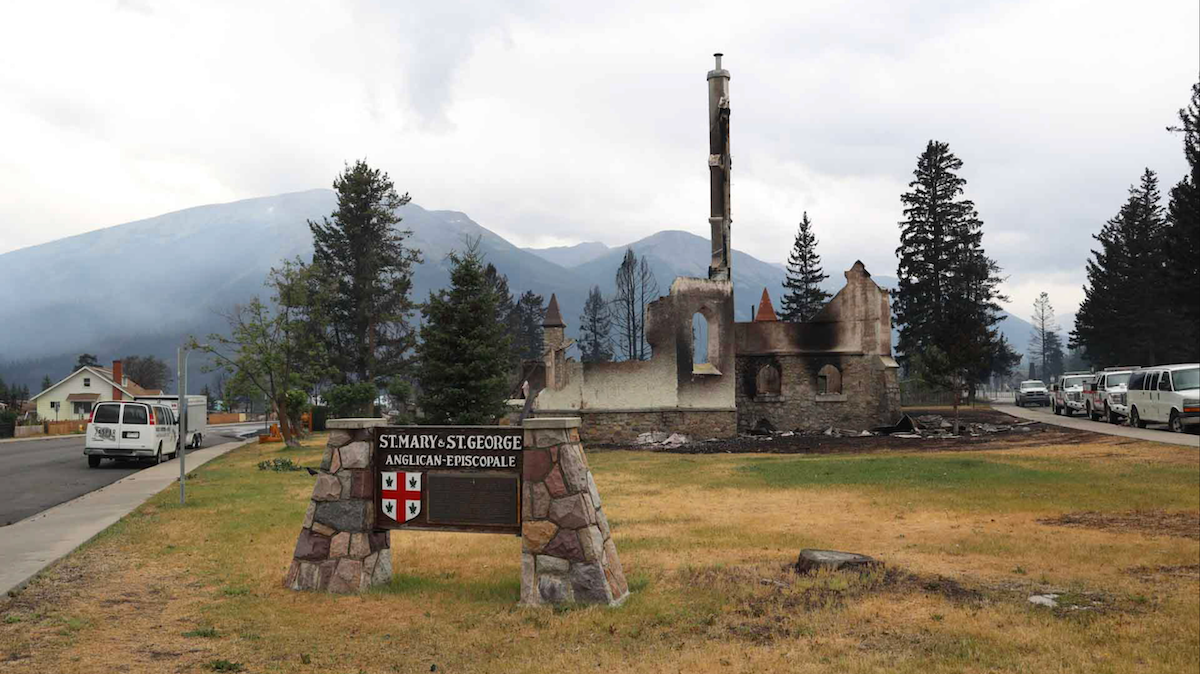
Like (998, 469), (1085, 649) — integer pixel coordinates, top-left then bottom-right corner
(30, 365), (159, 402)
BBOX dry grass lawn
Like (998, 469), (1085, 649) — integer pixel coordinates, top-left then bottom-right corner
(1, 432), (1197, 673)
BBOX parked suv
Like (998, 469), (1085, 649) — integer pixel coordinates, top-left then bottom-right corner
(1051, 372), (1095, 417)
(84, 401), (179, 468)
(1126, 364), (1200, 433)
(1016, 380), (1050, 407)
(1085, 367), (1137, 424)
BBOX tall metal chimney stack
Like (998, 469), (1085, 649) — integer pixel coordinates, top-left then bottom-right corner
(707, 53), (732, 281)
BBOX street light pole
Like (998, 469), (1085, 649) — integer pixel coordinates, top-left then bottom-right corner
(176, 344), (208, 505)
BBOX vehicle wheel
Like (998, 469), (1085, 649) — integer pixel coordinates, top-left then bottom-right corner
(155, 443), (165, 464)
(87, 455), (101, 468)
(1016, 399), (1022, 407)
(1088, 404), (1100, 421)
(1106, 403), (1118, 424)
(1169, 410), (1184, 433)
(1052, 401), (1060, 415)
(1131, 407), (1147, 429)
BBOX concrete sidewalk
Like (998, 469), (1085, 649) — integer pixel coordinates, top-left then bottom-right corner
(997, 402), (1200, 448)
(0, 439), (249, 596)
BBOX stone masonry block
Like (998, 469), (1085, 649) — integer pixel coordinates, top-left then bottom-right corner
(349, 533), (370, 559)
(348, 470), (372, 499)
(327, 430), (352, 448)
(570, 562), (613, 604)
(536, 555), (570, 575)
(558, 445), (589, 494)
(369, 531), (390, 553)
(314, 500), (370, 532)
(542, 528), (584, 562)
(523, 449), (552, 482)
(544, 465), (568, 498)
(339, 441), (371, 469)
(330, 532), (350, 558)
(549, 493), (593, 530)
(293, 529), (330, 561)
(538, 575), (572, 603)
(312, 522), (335, 537)
(311, 474), (341, 501)
(371, 549), (393, 587)
(578, 525), (604, 562)
(522, 520), (558, 553)
(328, 558), (362, 594)
(302, 502), (315, 529)
(529, 481), (551, 519)
(520, 553), (538, 605)
(586, 471), (602, 508)
(535, 428), (569, 448)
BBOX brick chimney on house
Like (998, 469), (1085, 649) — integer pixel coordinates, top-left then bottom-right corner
(112, 360), (123, 400)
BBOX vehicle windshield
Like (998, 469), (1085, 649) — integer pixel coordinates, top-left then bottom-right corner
(1106, 373), (1131, 387)
(1020, 381), (1045, 390)
(1172, 367), (1199, 391)
(1062, 376), (1091, 388)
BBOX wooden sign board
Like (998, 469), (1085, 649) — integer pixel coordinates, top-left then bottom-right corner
(373, 426), (523, 535)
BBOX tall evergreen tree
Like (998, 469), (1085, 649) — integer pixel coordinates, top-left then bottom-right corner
(511, 291), (546, 361)
(308, 160), (422, 385)
(779, 211), (831, 322)
(578, 286), (613, 363)
(1028, 292), (1060, 380)
(41, 375), (52, 391)
(416, 240), (511, 424)
(1071, 170), (1173, 365)
(611, 249), (659, 361)
(1166, 81), (1200, 359)
(895, 140), (1012, 401)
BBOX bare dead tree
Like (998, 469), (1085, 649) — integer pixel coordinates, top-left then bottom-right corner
(612, 249), (639, 361)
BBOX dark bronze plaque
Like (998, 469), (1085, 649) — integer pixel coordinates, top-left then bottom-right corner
(373, 426), (523, 535)
(427, 474), (519, 527)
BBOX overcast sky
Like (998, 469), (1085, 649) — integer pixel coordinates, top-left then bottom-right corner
(1, 0), (1196, 320)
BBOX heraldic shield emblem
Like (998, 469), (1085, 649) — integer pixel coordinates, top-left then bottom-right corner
(380, 471), (422, 523)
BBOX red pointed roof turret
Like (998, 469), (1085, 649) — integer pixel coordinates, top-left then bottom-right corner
(543, 293), (566, 327)
(754, 288), (778, 322)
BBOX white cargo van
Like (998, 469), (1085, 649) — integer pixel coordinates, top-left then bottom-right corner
(1127, 364), (1200, 433)
(136, 394), (207, 449)
(84, 401), (179, 467)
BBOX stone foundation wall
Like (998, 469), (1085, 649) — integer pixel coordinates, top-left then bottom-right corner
(284, 419), (392, 593)
(735, 354), (899, 433)
(534, 408), (737, 445)
(521, 417), (628, 606)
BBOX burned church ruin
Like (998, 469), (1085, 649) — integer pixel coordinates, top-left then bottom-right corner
(532, 55), (900, 443)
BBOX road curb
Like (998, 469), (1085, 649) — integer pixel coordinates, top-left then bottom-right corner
(0, 438), (253, 598)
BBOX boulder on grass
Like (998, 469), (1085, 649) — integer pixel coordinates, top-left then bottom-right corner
(794, 549), (881, 574)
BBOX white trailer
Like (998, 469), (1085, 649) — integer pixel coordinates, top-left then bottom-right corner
(135, 394), (207, 448)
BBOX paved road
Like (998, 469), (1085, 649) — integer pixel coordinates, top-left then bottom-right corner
(0, 423), (264, 527)
(995, 401), (1200, 448)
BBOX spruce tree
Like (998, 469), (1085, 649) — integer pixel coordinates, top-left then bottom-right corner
(511, 291), (546, 361)
(1028, 292), (1059, 381)
(308, 160), (421, 385)
(578, 286), (613, 363)
(1166, 81), (1200, 359)
(416, 240), (511, 424)
(779, 212), (831, 322)
(41, 375), (52, 391)
(895, 140), (1012, 405)
(1071, 170), (1171, 364)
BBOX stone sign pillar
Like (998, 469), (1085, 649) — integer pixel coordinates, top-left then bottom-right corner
(284, 418), (393, 593)
(520, 417), (629, 606)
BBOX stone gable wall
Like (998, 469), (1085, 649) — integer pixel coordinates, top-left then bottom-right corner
(734, 354), (899, 433)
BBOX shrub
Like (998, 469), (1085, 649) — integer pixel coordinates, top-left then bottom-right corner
(326, 382), (376, 418)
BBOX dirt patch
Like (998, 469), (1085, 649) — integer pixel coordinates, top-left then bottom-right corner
(1039, 510), (1200, 540)
(1124, 564), (1200, 579)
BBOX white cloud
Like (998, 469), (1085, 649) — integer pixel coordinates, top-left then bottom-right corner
(0, 0), (1195, 318)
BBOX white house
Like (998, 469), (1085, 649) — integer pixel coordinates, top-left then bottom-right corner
(30, 360), (163, 421)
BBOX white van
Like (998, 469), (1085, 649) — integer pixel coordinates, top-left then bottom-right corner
(136, 394), (207, 449)
(84, 401), (179, 467)
(1126, 364), (1200, 433)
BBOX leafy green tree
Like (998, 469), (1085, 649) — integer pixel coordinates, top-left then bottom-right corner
(1071, 170), (1174, 364)
(326, 382), (376, 418)
(121, 354), (173, 392)
(578, 286), (613, 363)
(416, 239), (511, 424)
(308, 160), (422, 385)
(779, 212), (831, 322)
(74, 354), (99, 370)
(192, 260), (328, 447)
(895, 141), (1011, 400)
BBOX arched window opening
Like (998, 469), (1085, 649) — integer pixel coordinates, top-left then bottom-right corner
(817, 364), (842, 395)
(756, 364), (781, 396)
(691, 307), (721, 375)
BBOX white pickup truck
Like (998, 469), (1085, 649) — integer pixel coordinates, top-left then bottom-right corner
(1084, 368), (1137, 423)
(1051, 372), (1094, 417)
